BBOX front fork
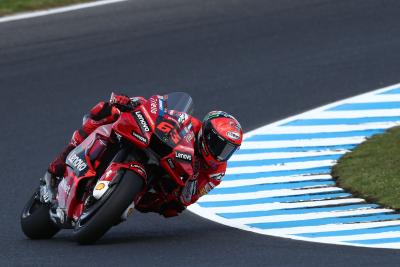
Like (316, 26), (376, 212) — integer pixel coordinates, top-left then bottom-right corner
(39, 171), (57, 204)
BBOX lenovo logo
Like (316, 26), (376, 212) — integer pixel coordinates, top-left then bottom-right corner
(175, 151), (192, 162)
(67, 153), (87, 172)
(135, 111), (150, 132)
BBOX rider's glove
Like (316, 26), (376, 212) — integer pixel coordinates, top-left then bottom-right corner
(110, 92), (134, 111)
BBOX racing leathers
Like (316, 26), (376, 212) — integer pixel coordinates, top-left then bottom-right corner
(47, 93), (226, 217)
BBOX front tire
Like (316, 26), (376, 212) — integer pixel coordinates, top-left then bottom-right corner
(72, 171), (144, 245)
(20, 189), (60, 239)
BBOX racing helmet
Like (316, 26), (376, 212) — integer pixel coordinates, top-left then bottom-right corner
(199, 111), (243, 165)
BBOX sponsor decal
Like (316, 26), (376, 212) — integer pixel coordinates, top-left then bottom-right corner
(199, 182), (214, 196)
(92, 181), (110, 200)
(150, 97), (158, 114)
(209, 172), (225, 181)
(134, 110), (150, 132)
(181, 179), (198, 203)
(95, 182), (106, 191)
(178, 113), (188, 124)
(227, 131), (241, 140)
(157, 120), (182, 145)
(132, 131), (148, 144)
(159, 99), (164, 112)
(59, 179), (71, 195)
(130, 163), (147, 178)
(185, 132), (194, 142)
(67, 153), (87, 172)
(175, 151), (192, 162)
(167, 158), (175, 169)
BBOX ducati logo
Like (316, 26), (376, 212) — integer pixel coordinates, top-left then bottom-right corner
(150, 97), (158, 114)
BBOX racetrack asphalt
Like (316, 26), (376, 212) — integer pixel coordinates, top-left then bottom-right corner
(1, 0), (400, 266)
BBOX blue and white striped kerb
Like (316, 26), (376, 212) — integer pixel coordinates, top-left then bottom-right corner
(188, 83), (400, 249)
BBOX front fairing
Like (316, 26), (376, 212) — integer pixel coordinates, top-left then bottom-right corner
(112, 92), (194, 151)
(112, 92), (197, 186)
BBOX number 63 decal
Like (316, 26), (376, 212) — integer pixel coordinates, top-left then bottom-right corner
(157, 121), (181, 144)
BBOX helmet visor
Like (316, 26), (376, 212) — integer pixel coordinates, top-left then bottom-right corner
(205, 129), (238, 161)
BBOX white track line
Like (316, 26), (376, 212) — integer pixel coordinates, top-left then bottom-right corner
(0, 0), (128, 24)
(317, 232), (400, 243)
(263, 220), (400, 236)
(230, 208), (391, 224)
(219, 174), (332, 188)
(199, 187), (344, 202)
(203, 199), (365, 214)
(227, 160), (335, 175)
(230, 151), (346, 162)
(188, 205), (400, 249)
(368, 243), (400, 249)
(200, 197), (363, 214)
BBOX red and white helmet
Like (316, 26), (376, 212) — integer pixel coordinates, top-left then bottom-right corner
(199, 111), (243, 165)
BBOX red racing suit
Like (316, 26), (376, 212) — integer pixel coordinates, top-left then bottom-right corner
(48, 94), (226, 217)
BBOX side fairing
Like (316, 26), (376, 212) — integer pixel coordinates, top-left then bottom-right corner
(60, 124), (114, 219)
(65, 124), (113, 176)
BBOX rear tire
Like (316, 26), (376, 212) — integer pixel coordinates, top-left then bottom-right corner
(20, 190), (60, 239)
(72, 171), (144, 245)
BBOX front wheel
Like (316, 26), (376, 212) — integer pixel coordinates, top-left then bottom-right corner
(72, 170), (144, 245)
(20, 189), (60, 239)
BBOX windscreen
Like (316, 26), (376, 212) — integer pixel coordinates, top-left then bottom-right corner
(151, 92), (194, 150)
(164, 92), (194, 115)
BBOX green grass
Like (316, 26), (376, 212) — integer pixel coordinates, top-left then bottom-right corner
(0, 0), (95, 16)
(332, 126), (400, 210)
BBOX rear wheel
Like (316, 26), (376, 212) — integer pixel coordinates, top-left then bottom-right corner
(72, 171), (144, 245)
(20, 189), (60, 239)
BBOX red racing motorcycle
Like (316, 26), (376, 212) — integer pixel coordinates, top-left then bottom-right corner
(21, 92), (196, 244)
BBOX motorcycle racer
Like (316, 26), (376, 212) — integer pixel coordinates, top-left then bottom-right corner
(42, 92), (243, 218)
